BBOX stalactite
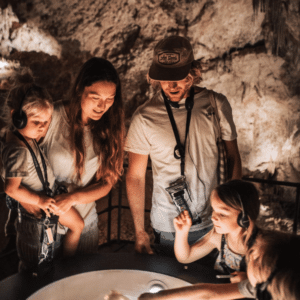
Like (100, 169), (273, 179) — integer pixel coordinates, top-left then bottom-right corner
(252, 0), (289, 55)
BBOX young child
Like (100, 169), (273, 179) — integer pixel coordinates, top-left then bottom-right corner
(0, 72), (84, 266)
(246, 228), (300, 300)
(138, 180), (261, 300)
(139, 228), (300, 300)
(174, 180), (260, 281)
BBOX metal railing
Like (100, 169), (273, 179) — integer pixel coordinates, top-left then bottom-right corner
(98, 171), (300, 246)
(1, 173), (299, 256)
(97, 165), (152, 246)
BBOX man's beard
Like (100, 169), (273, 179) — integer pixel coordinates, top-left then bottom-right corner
(163, 84), (192, 102)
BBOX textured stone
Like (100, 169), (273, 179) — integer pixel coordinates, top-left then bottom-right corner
(0, 0), (300, 188)
(0, 5), (61, 57)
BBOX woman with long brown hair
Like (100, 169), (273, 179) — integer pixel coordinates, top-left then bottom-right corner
(39, 57), (124, 253)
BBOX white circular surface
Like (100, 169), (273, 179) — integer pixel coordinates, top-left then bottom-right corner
(27, 269), (191, 300)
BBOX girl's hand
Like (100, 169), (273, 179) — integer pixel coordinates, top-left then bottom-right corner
(37, 195), (58, 217)
(173, 210), (192, 233)
(230, 271), (248, 283)
(54, 193), (75, 215)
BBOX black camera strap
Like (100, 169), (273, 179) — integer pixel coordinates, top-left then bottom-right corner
(162, 87), (194, 176)
(13, 130), (51, 195)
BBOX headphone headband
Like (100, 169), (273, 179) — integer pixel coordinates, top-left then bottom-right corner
(235, 191), (250, 229)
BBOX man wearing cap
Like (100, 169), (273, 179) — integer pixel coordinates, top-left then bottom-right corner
(125, 36), (242, 256)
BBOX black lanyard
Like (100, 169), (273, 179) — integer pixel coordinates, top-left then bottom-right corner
(13, 131), (51, 196)
(162, 87), (194, 176)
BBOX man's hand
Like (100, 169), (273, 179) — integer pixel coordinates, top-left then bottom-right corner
(135, 230), (154, 254)
(173, 210), (192, 233)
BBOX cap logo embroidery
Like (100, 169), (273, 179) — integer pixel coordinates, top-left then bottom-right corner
(158, 52), (180, 65)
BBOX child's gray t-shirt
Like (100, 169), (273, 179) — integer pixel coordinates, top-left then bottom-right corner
(1, 133), (56, 192)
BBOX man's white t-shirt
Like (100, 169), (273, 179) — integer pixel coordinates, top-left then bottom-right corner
(125, 88), (237, 232)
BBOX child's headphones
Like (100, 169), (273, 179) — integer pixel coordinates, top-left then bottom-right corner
(236, 192), (250, 229)
(12, 86), (44, 130)
(12, 87), (34, 130)
(222, 181), (250, 229)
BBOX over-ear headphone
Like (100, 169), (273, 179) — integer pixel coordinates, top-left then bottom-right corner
(235, 192), (250, 229)
(221, 181), (250, 229)
(12, 87), (32, 129)
(12, 87), (33, 129)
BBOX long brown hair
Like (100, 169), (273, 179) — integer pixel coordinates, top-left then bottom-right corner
(68, 57), (124, 185)
(214, 179), (260, 222)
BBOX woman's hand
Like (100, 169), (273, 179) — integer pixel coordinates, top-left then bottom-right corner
(37, 194), (58, 217)
(173, 210), (192, 233)
(54, 192), (75, 215)
(230, 271), (248, 283)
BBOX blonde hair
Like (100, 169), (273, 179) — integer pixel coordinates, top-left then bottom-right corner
(1, 69), (53, 128)
(22, 99), (53, 118)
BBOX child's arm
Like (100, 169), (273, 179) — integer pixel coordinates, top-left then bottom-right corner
(21, 202), (44, 217)
(138, 282), (245, 300)
(174, 210), (193, 262)
(174, 210), (219, 263)
(5, 177), (57, 217)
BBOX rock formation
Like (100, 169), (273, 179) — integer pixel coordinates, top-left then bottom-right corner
(0, 0), (299, 233)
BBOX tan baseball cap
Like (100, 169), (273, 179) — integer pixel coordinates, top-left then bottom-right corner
(148, 36), (194, 81)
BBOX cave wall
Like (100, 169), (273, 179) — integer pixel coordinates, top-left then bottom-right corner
(1, 0), (300, 185)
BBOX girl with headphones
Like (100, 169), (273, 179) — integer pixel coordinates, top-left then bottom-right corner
(138, 180), (261, 300)
(139, 227), (300, 300)
(246, 228), (300, 300)
(173, 180), (260, 282)
(0, 71), (84, 272)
